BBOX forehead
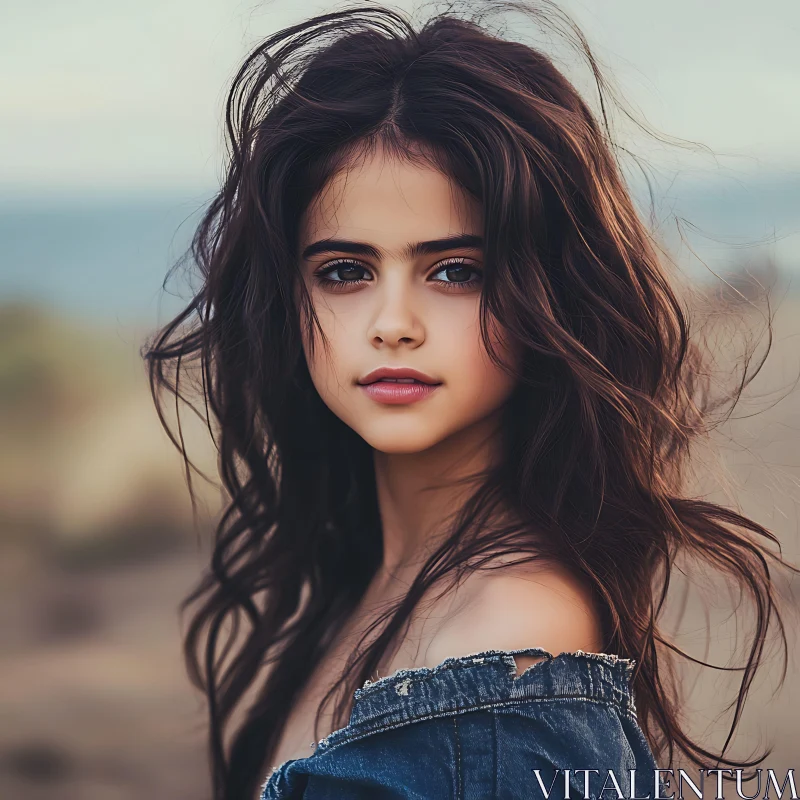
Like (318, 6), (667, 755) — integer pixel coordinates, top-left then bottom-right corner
(299, 148), (482, 249)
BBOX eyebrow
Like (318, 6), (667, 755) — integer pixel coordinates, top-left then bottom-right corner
(301, 233), (484, 261)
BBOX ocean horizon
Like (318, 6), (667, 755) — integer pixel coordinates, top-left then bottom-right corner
(1, 172), (798, 328)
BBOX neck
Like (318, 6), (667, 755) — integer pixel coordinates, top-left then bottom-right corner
(371, 408), (504, 586)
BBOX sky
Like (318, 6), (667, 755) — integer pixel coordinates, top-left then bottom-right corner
(1, 0), (799, 197)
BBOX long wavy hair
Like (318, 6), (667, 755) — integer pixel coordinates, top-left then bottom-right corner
(142, 2), (798, 798)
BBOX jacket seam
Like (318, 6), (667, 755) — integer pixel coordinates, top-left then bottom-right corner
(354, 649), (634, 703)
(491, 705), (498, 799)
(320, 695), (637, 756)
(453, 716), (463, 800)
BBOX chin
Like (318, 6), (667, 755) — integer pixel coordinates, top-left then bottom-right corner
(357, 424), (447, 455)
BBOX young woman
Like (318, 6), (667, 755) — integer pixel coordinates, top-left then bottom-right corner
(143, 3), (797, 799)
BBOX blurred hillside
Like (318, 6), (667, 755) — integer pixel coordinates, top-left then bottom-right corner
(0, 302), (223, 800)
(0, 302), (222, 578)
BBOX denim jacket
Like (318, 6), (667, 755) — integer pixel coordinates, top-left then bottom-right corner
(260, 647), (666, 799)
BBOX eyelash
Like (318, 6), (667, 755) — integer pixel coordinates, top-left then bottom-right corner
(313, 257), (483, 293)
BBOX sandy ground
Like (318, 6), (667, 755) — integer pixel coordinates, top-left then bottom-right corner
(0, 546), (796, 800)
(0, 550), (211, 800)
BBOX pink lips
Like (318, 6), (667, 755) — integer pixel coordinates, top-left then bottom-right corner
(357, 367), (442, 405)
(360, 381), (440, 405)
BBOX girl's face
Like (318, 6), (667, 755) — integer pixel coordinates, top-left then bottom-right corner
(297, 146), (519, 455)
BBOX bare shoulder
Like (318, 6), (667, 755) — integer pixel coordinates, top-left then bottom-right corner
(419, 557), (605, 672)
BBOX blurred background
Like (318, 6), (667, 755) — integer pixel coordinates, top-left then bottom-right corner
(1, 1), (798, 798)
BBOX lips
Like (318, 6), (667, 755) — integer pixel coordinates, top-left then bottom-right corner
(359, 380), (440, 405)
(357, 367), (441, 385)
(357, 367), (442, 405)
(371, 377), (421, 383)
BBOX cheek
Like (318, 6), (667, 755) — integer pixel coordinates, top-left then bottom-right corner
(448, 315), (517, 399)
(301, 301), (355, 403)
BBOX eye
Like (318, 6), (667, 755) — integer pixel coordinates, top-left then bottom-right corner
(429, 258), (483, 291)
(312, 257), (483, 293)
(314, 259), (373, 291)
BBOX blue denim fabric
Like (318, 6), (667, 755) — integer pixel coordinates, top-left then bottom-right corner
(260, 647), (666, 799)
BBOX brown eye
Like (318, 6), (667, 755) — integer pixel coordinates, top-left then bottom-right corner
(440, 265), (475, 282)
(314, 260), (373, 290)
(430, 259), (483, 290)
(323, 262), (369, 281)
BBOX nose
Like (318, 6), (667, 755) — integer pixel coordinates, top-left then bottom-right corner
(367, 280), (425, 349)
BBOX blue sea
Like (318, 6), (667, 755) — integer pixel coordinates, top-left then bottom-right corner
(1, 174), (798, 327)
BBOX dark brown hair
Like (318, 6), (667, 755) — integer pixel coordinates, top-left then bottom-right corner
(142, 3), (798, 798)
